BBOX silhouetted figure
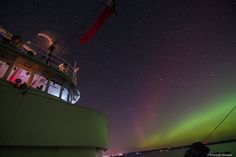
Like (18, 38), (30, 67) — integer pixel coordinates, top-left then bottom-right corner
(46, 43), (56, 64)
(37, 85), (44, 90)
(183, 142), (209, 157)
(14, 78), (22, 88)
(10, 34), (22, 47)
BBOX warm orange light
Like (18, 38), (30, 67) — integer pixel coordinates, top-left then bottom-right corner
(21, 44), (36, 55)
(37, 33), (53, 45)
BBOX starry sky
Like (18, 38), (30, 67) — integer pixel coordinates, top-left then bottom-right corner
(1, 0), (236, 155)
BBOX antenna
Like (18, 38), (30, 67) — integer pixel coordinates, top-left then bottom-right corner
(73, 61), (79, 86)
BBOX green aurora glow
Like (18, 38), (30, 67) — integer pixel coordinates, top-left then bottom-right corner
(140, 93), (236, 149)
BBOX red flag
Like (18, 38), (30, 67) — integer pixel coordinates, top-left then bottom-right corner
(80, 1), (115, 44)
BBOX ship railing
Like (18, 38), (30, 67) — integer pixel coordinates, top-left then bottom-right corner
(0, 38), (77, 85)
(22, 42), (76, 85)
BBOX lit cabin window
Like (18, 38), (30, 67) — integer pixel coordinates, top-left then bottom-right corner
(7, 66), (31, 85)
(0, 60), (9, 78)
(71, 89), (80, 104)
(68, 94), (72, 103)
(61, 87), (69, 102)
(48, 81), (61, 97)
(31, 74), (48, 91)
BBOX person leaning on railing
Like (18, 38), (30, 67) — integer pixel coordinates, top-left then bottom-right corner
(58, 62), (68, 74)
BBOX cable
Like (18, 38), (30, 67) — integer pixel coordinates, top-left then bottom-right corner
(203, 105), (236, 144)
(58, 1), (106, 54)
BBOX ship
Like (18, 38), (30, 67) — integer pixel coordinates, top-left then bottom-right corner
(0, 27), (108, 157)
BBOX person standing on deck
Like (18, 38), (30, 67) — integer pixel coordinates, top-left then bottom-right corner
(46, 42), (56, 64)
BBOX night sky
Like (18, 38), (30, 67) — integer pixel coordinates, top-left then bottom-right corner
(1, 0), (236, 155)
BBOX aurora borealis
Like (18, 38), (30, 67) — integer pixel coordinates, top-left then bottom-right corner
(141, 93), (236, 149)
(1, 0), (236, 155)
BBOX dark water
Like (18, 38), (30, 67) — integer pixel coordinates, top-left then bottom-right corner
(118, 141), (235, 157)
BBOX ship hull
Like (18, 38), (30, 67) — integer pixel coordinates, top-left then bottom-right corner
(0, 80), (108, 157)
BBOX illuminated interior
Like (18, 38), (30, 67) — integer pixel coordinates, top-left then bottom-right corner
(0, 59), (79, 104)
(0, 60), (9, 78)
(7, 66), (31, 85)
(48, 81), (61, 97)
(31, 74), (48, 91)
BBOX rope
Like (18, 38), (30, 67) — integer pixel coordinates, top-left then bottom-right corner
(203, 105), (236, 143)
